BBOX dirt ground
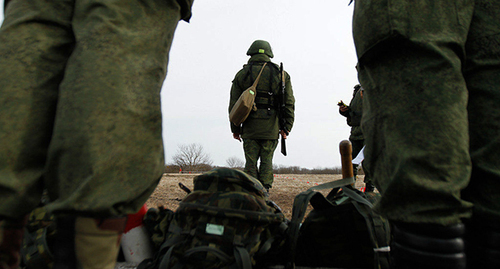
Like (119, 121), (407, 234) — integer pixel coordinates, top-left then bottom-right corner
(146, 173), (367, 220)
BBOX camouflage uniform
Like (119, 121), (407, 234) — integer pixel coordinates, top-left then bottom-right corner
(0, 0), (192, 267)
(353, 0), (500, 267)
(0, 0), (192, 219)
(242, 139), (278, 187)
(339, 85), (373, 190)
(229, 41), (295, 188)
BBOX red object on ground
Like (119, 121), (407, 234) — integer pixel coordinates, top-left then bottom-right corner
(124, 204), (148, 233)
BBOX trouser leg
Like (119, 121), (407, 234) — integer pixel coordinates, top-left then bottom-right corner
(462, 2), (500, 268)
(243, 139), (260, 179)
(350, 139), (363, 179)
(353, 0), (473, 225)
(43, 0), (182, 216)
(257, 140), (278, 188)
(53, 216), (127, 269)
(462, 0), (500, 227)
(0, 0), (74, 218)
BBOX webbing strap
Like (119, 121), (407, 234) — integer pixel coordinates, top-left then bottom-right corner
(258, 236), (275, 255)
(342, 186), (374, 208)
(234, 246), (252, 269)
(184, 246), (232, 262)
(159, 242), (178, 269)
(307, 176), (355, 191)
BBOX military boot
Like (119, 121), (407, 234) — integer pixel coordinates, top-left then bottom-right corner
(391, 222), (466, 269)
(465, 216), (500, 269)
(52, 216), (126, 269)
(0, 215), (28, 269)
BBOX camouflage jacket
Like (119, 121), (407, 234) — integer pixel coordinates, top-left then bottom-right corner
(229, 54), (295, 140)
(4, 0), (194, 22)
(339, 87), (364, 140)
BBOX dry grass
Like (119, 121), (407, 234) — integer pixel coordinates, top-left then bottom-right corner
(146, 173), (367, 220)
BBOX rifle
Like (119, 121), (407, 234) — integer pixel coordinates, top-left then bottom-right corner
(280, 62), (288, 156)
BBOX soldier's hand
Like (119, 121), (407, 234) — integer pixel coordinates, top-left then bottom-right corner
(233, 133), (242, 142)
(280, 130), (287, 139)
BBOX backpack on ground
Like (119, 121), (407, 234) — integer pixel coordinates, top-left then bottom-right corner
(139, 168), (288, 269)
(142, 205), (175, 252)
(286, 177), (391, 269)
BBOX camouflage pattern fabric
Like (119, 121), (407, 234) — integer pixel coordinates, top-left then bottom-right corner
(353, 0), (500, 225)
(142, 168), (287, 269)
(229, 49), (294, 191)
(340, 87), (371, 185)
(340, 87), (364, 141)
(243, 139), (278, 187)
(142, 207), (175, 251)
(21, 207), (56, 269)
(229, 54), (295, 139)
(0, 0), (192, 218)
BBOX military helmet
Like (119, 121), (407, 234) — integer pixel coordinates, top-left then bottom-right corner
(246, 40), (274, 58)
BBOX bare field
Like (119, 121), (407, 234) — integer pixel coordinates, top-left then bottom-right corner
(146, 173), (367, 220)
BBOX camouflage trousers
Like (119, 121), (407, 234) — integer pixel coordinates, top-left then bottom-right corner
(353, 0), (500, 225)
(350, 138), (371, 184)
(242, 139), (278, 187)
(0, 0), (185, 218)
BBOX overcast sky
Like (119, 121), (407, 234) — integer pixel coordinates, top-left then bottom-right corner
(1, 1), (360, 169)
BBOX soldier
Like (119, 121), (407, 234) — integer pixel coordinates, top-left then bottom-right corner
(229, 40), (295, 191)
(353, 1), (500, 268)
(0, 0), (193, 268)
(338, 84), (375, 192)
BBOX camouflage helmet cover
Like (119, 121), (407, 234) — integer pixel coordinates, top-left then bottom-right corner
(246, 40), (274, 58)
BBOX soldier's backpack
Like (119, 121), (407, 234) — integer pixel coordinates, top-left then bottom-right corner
(229, 63), (267, 126)
(139, 168), (288, 269)
(286, 177), (391, 269)
(142, 206), (175, 252)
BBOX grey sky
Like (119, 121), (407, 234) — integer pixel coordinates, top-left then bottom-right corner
(0, 1), (359, 169)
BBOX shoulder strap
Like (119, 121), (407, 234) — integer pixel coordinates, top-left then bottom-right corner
(344, 190), (391, 269)
(251, 62), (267, 88)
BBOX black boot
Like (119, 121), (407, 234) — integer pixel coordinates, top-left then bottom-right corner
(391, 222), (466, 269)
(465, 216), (500, 269)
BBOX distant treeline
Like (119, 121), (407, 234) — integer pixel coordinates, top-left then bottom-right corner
(163, 164), (362, 175)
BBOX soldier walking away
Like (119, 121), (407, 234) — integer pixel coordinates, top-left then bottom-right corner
(0, 0), (193, 268)
(338, 84), (375, 192)
(353, 1), (500, 268)
(229, 40), (295, 191)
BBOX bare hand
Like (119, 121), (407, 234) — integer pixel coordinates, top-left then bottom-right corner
(233, 133), (242, 142)
(280, 130), (287, 139)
